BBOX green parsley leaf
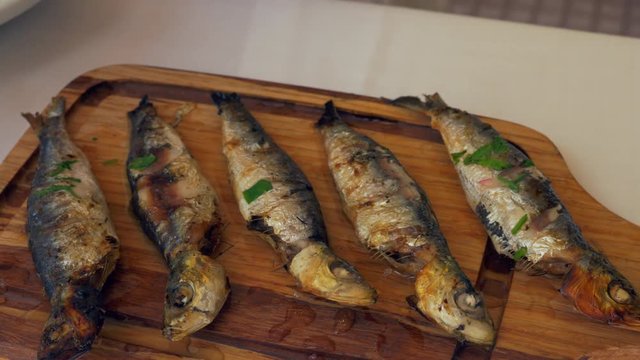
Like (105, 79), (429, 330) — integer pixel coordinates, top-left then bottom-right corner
(473, 158), (512, 170)
(513, 246), (527, 261)
(48, 159), (78, 177)
(497, 173), (527, 191)
(35, 184), (78, 198)
(55, 176), (81, 183)
(128, 154), (156, 170)
(243, 179), (273, 204)
(521, 159), (534, 167)
(463, 137), (512, 170)
(91, 136), (98, 141)
(511, 214), (528, 235)
(102, 159), (119, 166)
(451, 150), (467, 164)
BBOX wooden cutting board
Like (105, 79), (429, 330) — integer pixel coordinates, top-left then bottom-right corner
(1, 64), (638, 360)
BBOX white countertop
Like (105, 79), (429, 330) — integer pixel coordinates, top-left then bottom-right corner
(0, 0), (638, 224)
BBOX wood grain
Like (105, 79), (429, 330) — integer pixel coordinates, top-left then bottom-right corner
(0, 64), (638, 359)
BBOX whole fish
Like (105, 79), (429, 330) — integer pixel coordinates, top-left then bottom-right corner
(394, 93), (640, 326)
(211, 92), (377, 306)
(316, 101), (495, 345)
(23, 97), (120, 359)
(127, 97), (229, 340)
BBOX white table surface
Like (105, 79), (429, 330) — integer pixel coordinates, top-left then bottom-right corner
(0, 0), (638, 225)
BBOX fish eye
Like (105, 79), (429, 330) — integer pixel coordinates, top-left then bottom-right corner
(168, 282), (194, 308)
(608, 281), (632, 304)
(329, 260), (356, 280)
(454, 290), (484, 317)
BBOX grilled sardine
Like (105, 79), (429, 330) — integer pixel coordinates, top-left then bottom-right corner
(316, 101), (495, 345)
(127, 97), (229, 341)
(212, 92), (376, 306)
(395, 93), (640, 326)
(24, 97), (120, 359)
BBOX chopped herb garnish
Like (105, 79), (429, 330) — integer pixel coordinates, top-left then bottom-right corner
(463, 137), (512, 170)
(48, 159), (78, 177)
(243, 179), (273, 204)
(451, 150), (467, 164)
(128, 154), (156, 170)
(91, 136), (98, 141)
(498, 173), (527, 191)
(35, 184), (78, 198)
(55, 176), (81, 183)
(511, 214), (528, 235)
(521, 159), (534, 167)
(513, 246), (527, 261)
(102, 159), (119, 166)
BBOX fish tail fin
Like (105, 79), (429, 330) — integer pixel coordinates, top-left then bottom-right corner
(210, 91), (240, 107)
(128, 95), (155, 119)
(210, 92), (241, 115)
(138, 94), (150, 108)
(422, 93), (448, 111)
(39, 284), (103, 360)
(561, 254), (640, 327)
(387, 93), (449, 113)
(127, 95), (157, 129)
(387, 95), (425, 112)
(22, 97), (66, 133)
(315, 100), (342, 128)
(21, 112), (47, 133)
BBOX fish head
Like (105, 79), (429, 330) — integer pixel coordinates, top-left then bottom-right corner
(163, 251), (230, 340)
(289, 243), (377, 306)
(561, 255), (640, 327)
(414, 261), (495, 346)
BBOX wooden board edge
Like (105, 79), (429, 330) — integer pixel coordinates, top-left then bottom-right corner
(2, 63), (635, 233)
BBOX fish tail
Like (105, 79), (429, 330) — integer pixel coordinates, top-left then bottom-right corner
(315, 100), (342, 128)
(210, 91), (240, 107)
(387, 95), (425, 112)
(387, 93), (449, 113)
(561, 254), (640, 327)
(422, 93), (449, 111)
(39, 284), (103, 360)
(22, 97), (66, 133)
(127, 95), (156, 123)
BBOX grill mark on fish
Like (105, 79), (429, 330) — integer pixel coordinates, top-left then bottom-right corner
(127, 96), (229, 341)
(23, 97), (120, 359)
(475, 204), (510, 251)
(212, 92), (377, 306)
(316, 101), (495, 345)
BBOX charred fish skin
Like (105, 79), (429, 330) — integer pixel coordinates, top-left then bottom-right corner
(316, 101), (495, 345)
(211, 92), (377, 306)
(127, 97), (229, 341)
(403, 93), (640, 327)
(24, 97), (120, 360)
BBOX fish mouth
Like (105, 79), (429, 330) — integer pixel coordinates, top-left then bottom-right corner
(451, 315), (496, 346)
(561, 256), (640, 327)
(289, 243), (377, 306)
(162, 311), (212, 341)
